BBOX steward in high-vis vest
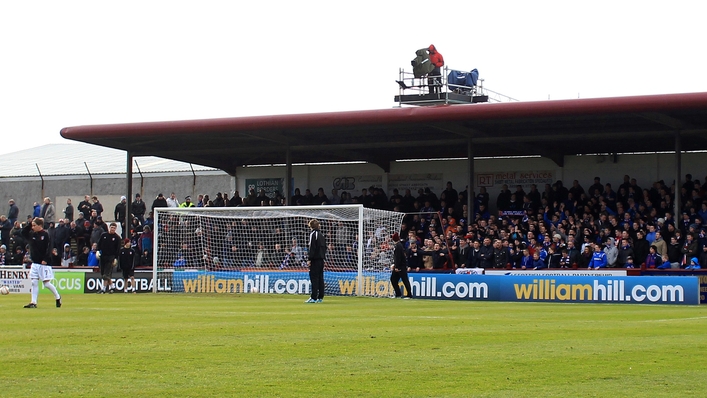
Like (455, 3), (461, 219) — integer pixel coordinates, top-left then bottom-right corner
(179, 196), (195, 208)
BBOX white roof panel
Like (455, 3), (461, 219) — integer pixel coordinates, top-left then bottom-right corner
(0, 143), (217, 177)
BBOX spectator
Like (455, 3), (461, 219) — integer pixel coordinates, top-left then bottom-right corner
(492, 239), (508, 269)
(699, 244), (707, 269)
(589, 177), (603, 197)
(653, 231), (667, 257)
(667, 236), (682, 268)
(115, 196), (128, 238)
(0, 215), (11, 248)
(212, 192), (225, 207)
(140, 249), (153, 268)
(633, 230), (649, 267)
(78, 195), (92, 219)
(681, 233), (699, 266)
(478, 237), (494, 269)
(290, 188), (303, 206)
(229, 191), (243, 207)
(60, 243), (75, 267)
(131, 194), (146, 224)
(179, 196), (195, 208)
(91, 196), (104, 217)
(166, 192), (180, 208)
(9, 245), (25, 265)
(32, 201), (41, 218)
(75, 246), (89, 266)
(256, 190), (269, 206)
(40, 197), (55, 225)
(7, 199), (19, 225)
(151, 193), (168, 210)
(496, 185), (511, 212)
(64, 198), (74, 222)
(589, 244), (607, 269)
(645, 245), (662, 269)
(53, 219), (71, 251)
(616, 238), (634, 267)
(140, 225), (153, 255)
(604, 237), (618, 267)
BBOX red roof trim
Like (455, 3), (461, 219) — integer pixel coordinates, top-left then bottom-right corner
(61, 91), (707, 139)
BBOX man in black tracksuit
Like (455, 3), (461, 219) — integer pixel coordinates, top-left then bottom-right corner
(97, 222), (122, 293)
(306, 219), (327, 303)
(390, 233), (413, 299)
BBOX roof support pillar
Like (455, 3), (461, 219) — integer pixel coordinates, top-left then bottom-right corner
(467, 136), (474, 222)
(126, 151), (133, 239)
(674, 130), (682, 220)
(285, 146), (292, 206)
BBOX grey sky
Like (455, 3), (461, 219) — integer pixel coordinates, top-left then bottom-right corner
(2, 1), (705, 156)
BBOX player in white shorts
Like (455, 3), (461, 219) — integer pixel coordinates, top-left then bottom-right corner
(21, 217), (62, 308)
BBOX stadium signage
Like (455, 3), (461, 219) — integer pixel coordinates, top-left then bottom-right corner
(476, 170), (554, 189)
(484, 270), (627, 277)
(39, 272), (85, 294)
(0, 269), (29, 279)
(170, 271), (699, 305)
(245, 178), (283, 199)
(504, 275), (699, 304)
(639, 270), (707, 304)
(84, 272), (172, 293)
(177, 272), (311, 294)
(0, 269), (31, 294)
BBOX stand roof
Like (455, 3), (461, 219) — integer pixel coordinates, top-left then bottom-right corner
(61, 92), (707, 174)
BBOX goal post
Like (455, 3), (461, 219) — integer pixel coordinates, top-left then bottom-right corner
(152, 205), (405, 296)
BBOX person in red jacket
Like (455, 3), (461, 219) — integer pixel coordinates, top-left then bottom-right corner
(428, 44), (444, 94)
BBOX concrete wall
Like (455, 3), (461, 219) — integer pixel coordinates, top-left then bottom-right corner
(1, 152), (704, 218)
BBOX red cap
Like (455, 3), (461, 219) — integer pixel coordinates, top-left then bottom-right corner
(391, 233), (400, 242)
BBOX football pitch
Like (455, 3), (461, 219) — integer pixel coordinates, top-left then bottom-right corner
(1, 293), (706, 397)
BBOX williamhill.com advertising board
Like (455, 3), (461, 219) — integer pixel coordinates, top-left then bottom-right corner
(170, 271), (700, 305)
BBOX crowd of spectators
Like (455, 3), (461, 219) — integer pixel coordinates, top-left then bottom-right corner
(3, 173), (707, 272)
(0, 195), (152, 269)
(391, 174), (707, 271)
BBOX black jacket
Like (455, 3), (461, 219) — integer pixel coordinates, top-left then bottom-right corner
(393, 241), (407, 271)
(21, 223), (52, 264)
(478, 244), (494, 268)
(493, 248), (508, 269)
(308, 229), (327, 260)
(151, 197), (168, 210)
(131, 199), (146, 217)
(407, 247), (423, 269)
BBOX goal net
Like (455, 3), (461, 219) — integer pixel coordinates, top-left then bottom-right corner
(152, 205), (405, 297)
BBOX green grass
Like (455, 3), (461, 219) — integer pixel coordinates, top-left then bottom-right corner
(1, 294), (706, 397)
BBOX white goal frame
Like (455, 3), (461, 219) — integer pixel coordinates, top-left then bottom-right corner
(152, 204), (405, 295)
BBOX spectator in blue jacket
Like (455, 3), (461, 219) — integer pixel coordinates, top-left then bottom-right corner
(532, 252), (546, 270)
(87, 243), (99, 267)
(589, 244), (608, 269)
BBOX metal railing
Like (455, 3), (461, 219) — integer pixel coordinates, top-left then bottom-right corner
(396, 66), (518, 106)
